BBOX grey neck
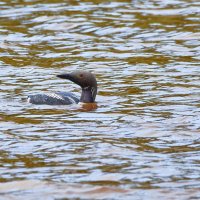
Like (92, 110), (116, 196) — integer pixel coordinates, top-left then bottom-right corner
(80, 86), (97, 103)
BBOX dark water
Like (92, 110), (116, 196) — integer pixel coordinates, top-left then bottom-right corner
(0, 0), (200, 199)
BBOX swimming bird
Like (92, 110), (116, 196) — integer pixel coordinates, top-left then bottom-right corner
(28, 70), (97, 105)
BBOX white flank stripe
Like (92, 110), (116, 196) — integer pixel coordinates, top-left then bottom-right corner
(67, 96), (76, 104)
(27, 97), (31, 103)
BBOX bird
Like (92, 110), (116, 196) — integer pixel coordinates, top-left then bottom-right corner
(27, 70), (97, 105)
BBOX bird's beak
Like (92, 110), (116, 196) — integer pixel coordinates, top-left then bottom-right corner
(57, 73), (77, 85)
(57, 74), (71, 79)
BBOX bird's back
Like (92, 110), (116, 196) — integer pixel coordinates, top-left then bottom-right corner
(27, 92), (79, 105)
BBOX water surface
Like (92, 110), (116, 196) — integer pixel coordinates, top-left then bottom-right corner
(0, 0), (200, 199)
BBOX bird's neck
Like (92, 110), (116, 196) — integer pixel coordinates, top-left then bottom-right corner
(80, 86), (97, 103)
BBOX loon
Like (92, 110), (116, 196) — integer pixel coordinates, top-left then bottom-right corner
(28, 70), (97, 105)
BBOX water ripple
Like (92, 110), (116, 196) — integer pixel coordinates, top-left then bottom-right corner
(0, 0), (200, 199)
